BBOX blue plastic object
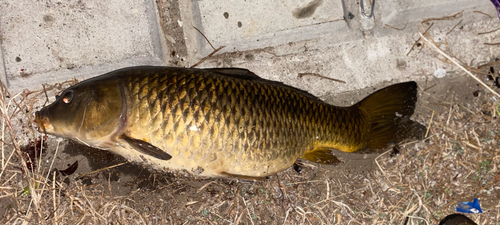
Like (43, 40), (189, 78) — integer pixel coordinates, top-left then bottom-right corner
(456, 198), (482, 213)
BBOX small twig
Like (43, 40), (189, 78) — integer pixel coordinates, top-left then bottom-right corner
(52, 171), (58, 225)
(374, 149), (394, 186)
(0, 145), (16, 181)
(473, 10), (493, 19)
(76, 162), (127, 179)
(37, 136), (46, 173)
(193, 26), (215, 50)
(325, 179), (330, 201)
(190, 46), (225, 68)
(107, 169), (112, 196)
(235, 211), (244, 225)
(406, 23), (434, 56)
(484, 42), (500, 46)
(282, 208), (291, 225)
(275, 174), (286, 215)
(241, 197), (254, 225)
(197, 181), (215, 193)
(478, 27), (500, 35)
(419, 32), (500, 98)
(446, 19), (462, 35)
(425, 110), (435, 138)
(423, 83), (437, 92)
(474, 60), (500, 70)
(421, 10), (463, 24)
(39, 140), (61, 208)
(227, 186), (240, 216)
(42, 84), (50, 107)
(1, 100), (4, 169)
(185, 201), (199, 206)
(385, 22), (408, 31)
(297, 73), (346, 83)
(446, 97), (454, 125)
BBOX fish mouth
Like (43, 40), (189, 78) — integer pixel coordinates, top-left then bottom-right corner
(34, 111), (52, 134)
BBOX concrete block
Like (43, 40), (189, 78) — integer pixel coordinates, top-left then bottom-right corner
(178, 0), (499, 96)
(183, 0), (494, 56)
(0, 0), (166, 92)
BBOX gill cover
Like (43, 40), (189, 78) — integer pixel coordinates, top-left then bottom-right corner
(36, 77), (124, 145)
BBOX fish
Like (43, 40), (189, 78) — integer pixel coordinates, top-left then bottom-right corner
(35, 66), (420, 179)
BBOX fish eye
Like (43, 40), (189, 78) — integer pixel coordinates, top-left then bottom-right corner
(61, 91), (73, 104)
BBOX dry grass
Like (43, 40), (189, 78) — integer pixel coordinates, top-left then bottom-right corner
(0, 10), (499, 225)
(368, 100), (500, 224)
(0, 81), (154, 225)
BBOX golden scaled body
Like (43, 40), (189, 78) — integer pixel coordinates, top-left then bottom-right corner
(35, 67), (418, 178)
(124, 68), (368, 177)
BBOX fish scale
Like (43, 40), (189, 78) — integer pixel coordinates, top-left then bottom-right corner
(124, 70), (327, 175)
(35, 66), (419, 178)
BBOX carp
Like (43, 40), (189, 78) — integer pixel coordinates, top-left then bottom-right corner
(35, 66), (419, 178)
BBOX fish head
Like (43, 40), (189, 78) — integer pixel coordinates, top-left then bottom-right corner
(35, 78), (124, 146)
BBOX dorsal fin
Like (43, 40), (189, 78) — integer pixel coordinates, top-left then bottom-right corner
(203, 67), (324, 103)
(204, 68), (261, 80)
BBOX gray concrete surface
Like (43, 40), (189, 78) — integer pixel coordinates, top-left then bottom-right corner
(179, 0), (499, 96)
(182, 0), (493, 55)
(0, 0), (166, 92)
(0, 0), (499, 96)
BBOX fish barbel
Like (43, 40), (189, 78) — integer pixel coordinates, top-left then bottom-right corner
(35, 66), (419, 178)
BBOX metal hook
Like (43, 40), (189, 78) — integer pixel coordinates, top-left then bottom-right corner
(360, 0), (375, 19)
(341, 0), (351, 28)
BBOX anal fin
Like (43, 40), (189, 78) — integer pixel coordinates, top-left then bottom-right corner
(301, 147), (341, 164)
(121, 135), (172, 160)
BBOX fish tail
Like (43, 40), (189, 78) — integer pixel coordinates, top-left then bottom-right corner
(355, 81), (422, 149)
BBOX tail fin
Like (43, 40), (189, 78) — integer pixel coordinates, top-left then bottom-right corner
(355, 81), (423, 149)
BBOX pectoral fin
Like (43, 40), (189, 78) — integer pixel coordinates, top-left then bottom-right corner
(121, 135), (172, 160)
(302, 147), (341, 164)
